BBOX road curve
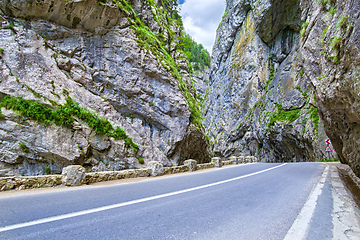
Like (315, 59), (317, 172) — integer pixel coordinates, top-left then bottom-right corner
(0, 162), (353, 239)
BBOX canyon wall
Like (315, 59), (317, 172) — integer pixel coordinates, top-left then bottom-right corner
(204, 0), (360, 176)
(0, 0), (209, 177)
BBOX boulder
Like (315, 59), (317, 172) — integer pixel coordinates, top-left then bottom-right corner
(184, 159), (197, 172)
(229, 156), (238, 165)
(62, 165), (85, 186)
(147, 161), (164, 177)
(211, 157), (222, 168)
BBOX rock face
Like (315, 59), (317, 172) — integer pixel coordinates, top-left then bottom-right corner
(205, 0), (360, 176)
(299, 0), (360, 176)
(204, 0), (322, 163)
(0, 0), (210, 176)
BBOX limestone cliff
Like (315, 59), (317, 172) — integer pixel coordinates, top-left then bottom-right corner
(0, 0), (210, 177)
(205, 0), (360, 176)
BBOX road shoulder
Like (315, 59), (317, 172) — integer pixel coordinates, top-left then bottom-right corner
(331, 163), (360, 239)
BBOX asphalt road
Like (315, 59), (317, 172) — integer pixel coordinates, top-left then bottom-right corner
(0, 163), (337, 239)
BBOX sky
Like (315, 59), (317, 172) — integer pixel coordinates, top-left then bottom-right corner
(179, 0), (225, 54)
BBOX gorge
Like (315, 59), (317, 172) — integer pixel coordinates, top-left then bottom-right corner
(0, 0), (360, 179)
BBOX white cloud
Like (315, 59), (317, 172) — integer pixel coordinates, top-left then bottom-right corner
(180, 0), (225, 54)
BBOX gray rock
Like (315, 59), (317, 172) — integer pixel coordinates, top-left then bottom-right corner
(211, 157), (222, 168)
(229, 156), (238, 164)
(184, 159), (197, 172)
(0, 0), (210, 176)
(62, 165), (85, 186)
(147, 161), (164, 177)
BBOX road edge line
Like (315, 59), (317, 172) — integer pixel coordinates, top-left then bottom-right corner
(284, 164), (329, 240)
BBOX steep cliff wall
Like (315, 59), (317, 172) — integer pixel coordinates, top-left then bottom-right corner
(0, 0), (210, 177)
(299, 0), (360, 176)
(205, 0), (360, 176)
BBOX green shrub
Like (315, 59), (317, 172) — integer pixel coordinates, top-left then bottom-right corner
(137, 157), (145, 164)
(328, 7), (336, 16)
(19, 142), (29, 153)
(0, 48), (4, 56)
(330, 36), (342, 48)
(1, 96), (139, 151)
(336, 15), (348, 29)
(300, 22), (309, 38)
(149, 102), (154, 107)
(45, 168), (50, 175)
(267, 103), (301, 128)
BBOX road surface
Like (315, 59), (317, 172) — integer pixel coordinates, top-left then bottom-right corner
(0, 162), (359, 239)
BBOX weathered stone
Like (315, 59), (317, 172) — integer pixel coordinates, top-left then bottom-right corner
(57, 57), (72, 71)
(229, 156), (238, 165)
(62, 165), (85, 186)
(147, 161), (164, 177)
(184, 159), (197, 172)
(211, 157), (222, 168)
(204, 0), (323, 164)
(0, 0), (210, 177)
(245, 156), (252, 163)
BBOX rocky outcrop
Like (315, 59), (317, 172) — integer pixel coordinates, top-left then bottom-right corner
(204, 0), (322, 163)
(299, 0), (360, 176)
(205, 0), (360, 177)
(0, 0), (210, 177)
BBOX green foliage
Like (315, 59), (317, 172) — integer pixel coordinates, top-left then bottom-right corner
(113, 0), (203, 129)
(41, 33), (47, 41)
(318, 75), (326, 80)
(328, 7), (336, 16)
(320, 25), (329, 46)
(265, 58), (275, 89)
(45, 168), (50, 175)
(300, 22), (309, 38)
(0, 109), (5, 120)
(62, 88), (69, 96)
(336, 15), (348, 29)
(318, 157), (338, 162)
(19, 142), (29, 153)
(0, 48), (4, 56)
(267, 103), (301, 128)
(1, 96), (139, 151)
(7, 22), (14, 30)
(149, 102), (154, 107)
(180, 33), (211, 71)
(331, 36), (342, 47)
(137, 157), (145, 164)
(308, 106), (319, 137)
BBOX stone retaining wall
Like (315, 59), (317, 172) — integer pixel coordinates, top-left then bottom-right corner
(0, 156), (257, 191)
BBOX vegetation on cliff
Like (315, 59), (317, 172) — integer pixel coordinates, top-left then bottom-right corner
(112, 0), (205, 128)
(0, 96), (139, 151)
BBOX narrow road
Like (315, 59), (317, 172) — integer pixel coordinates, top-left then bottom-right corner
(0, 163), (358, 239)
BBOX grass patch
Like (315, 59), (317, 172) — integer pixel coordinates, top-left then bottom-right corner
(19, 142), (29, 153)
(1, 96), (139, 151)
(300, 22), (309, 38)
(267, 103), (301, 128)
(336, 15), (348, 29)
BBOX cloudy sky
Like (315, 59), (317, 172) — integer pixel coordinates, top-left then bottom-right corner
(179, 0), (225, 54)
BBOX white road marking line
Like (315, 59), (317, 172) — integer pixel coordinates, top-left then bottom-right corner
(284, 164), (329, 240)
(0, 163), (287, 233)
